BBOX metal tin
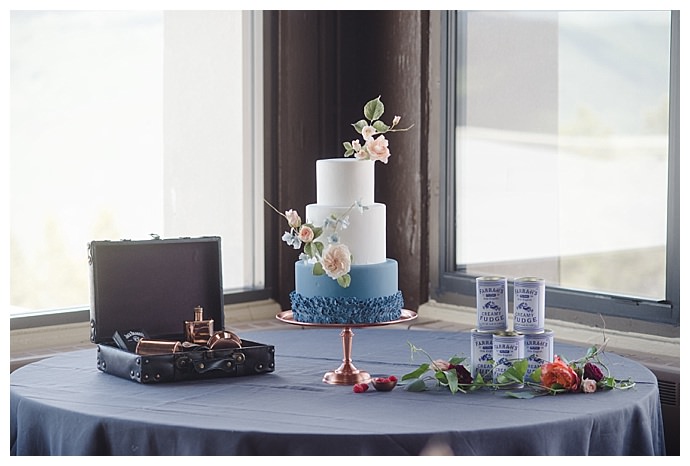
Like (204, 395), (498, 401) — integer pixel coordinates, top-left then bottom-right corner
(513, 277), (546, 333)
(135, 339), (182, 356)
(492, 331), (525, 387)
(475, 276), (508, 332)
(470, 329), (494, 381)
(522, 329), (554, 379)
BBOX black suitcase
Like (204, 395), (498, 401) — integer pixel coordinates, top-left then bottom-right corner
(88, 236), (275, 384)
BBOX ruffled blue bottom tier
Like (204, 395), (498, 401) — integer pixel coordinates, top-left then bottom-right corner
(289, 290), (404, 324)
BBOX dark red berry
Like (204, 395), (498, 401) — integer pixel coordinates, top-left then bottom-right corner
(353, 383), (369, 393)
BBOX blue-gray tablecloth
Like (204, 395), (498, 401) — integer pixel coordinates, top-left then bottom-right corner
(10, 327), (665, 455)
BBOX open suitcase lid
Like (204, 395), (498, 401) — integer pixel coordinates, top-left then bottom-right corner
(88, 236), (224, 344)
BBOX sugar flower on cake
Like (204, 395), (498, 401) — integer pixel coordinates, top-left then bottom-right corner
(265, 199), (360, 288)
(320, 244), (352, 283)
(285, 209), (301, 229)
(343, 96), (413, 163)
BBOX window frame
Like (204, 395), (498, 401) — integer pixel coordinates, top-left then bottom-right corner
(433, 11), (680, 327)
(9, 10), (272, 331)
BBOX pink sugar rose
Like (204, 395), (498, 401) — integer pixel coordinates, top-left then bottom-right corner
(581, 378), (597, 393)
(361, 125), (377, 141)
(298, 225), (314, 243)
(365, 135), (391, 164)
(321, 243), (351, 279)
(285, 209), (301, 229)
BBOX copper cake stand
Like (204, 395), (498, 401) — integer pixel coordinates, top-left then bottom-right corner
(276, 309), (417, 385)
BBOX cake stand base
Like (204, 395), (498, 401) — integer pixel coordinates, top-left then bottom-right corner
(322, 327), (370, 385)
(323, 369), (370, 385)
(276, 309), (418, 385)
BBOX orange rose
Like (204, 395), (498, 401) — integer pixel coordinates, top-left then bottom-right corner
(540, 356), (580, 392)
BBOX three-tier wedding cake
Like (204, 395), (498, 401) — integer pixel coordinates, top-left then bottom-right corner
(290, 158), (403, 324)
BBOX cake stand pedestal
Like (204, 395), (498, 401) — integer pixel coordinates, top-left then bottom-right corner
(276, 309), (417, 385)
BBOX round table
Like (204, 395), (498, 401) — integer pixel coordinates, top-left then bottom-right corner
(10, 328), (665, 455)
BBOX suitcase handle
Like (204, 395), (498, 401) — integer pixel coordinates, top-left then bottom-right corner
(192, 352), (245, 374)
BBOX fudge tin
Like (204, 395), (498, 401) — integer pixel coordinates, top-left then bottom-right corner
(492, 331), (525, 387)
(513, 277), (546, 333)
(475, 276), (508, 332)
(470, 329), (494, 381)
(522, 329), (554, 378)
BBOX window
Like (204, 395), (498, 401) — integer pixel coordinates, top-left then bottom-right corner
(9, 11), (265, 321)
(436, 11), (679, 325)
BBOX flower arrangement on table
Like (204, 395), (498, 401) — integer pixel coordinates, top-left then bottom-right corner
(399, 340), (636, 398)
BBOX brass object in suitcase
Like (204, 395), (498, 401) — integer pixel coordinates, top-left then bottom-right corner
(135, 339), (182, 355)
(184, 306), (214, 344)
(208, 330), (243, 350)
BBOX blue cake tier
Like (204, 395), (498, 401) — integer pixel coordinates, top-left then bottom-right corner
(291, 259), (403, 324)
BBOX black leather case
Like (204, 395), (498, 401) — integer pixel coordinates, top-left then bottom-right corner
(88, 237), (275, 383)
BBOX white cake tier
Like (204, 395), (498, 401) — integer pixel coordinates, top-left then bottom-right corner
(306, 202), (386, 265)
(316, 158), (375, 206)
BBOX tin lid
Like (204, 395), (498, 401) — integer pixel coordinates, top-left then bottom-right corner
(514, 276), (545, 283)
(476, 276), (506, 282)
(518, 328), (553, 336)
(88, 236), (224, 344)
(493, 330), (522, 337)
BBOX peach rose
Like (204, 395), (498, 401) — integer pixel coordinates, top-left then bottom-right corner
(298, 225), (314, 243)
(540, 356), (580, 392)
(320, 243), (351, 279)
(365, 135), (391, 164)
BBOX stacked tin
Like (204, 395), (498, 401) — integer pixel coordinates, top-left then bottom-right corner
(470, 276), (554, 385)
(513, 277), (553, 379)
(471, 276), (509, 383)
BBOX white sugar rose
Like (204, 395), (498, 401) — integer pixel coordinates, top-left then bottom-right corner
(285, 209), (301, 229)
(298, 225), (314, 243)
(365, 135), (391, 164)
(320, 243), (351, 279)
